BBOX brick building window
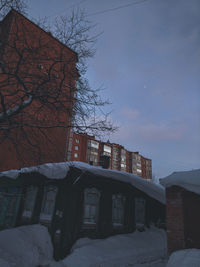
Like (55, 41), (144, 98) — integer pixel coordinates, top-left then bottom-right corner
(103, 145), (111, 156)
(83, 188), (100, 225)
(74, 153), (78, 158)
(112, 194), (125, 226)
(75, 139), (80, 143)
(87, 140), (99, 166)
(75, 145), (79, 151)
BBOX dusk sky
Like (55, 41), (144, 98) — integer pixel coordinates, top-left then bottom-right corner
(28, 0), (200, 180)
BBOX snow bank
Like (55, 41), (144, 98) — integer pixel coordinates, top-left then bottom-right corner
(54, 227), (167, 267)
(167, 249), (200, 267)
(0, 161), (165, 204)
(160, 169), (200, 196)
(0, 224), (53, 267)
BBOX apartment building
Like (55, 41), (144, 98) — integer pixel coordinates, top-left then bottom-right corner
(69, 132), (152, 180)
(131, 152), (142, 177)
(0, 10), (78, 171)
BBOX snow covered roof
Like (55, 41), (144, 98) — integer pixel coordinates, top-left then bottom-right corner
(0, 161), (165, 204)
(160, 169), (200, 196)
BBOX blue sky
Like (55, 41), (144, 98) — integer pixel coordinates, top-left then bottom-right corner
(27, 0), (200, 179)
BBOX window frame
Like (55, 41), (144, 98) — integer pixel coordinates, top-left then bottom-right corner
(135, 197), (146, 227)
(112, 194), (126, 227)
(22, 186), (38, 219)
(39, 185), (58, 222)
(74, 152), (78, 158)
(82, 187), (100, 226)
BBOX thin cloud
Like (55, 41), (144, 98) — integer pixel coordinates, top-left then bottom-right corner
(137, 123), (187, 141)
(119, 108), (140, 120)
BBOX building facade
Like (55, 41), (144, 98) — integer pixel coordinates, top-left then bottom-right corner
(160, 169), (200, 255)
(0, 162), (165, 259)
(69, 133), (152, 180)
(0, 10), (78, 172)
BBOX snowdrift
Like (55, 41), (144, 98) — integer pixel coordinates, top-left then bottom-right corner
(59, 227), (167, 267)
(167, 249), (200, 267)
(0, 225), (53, 267)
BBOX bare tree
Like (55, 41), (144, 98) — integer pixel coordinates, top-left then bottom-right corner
(0, 7), (115, 169)
(0, 0), (26, 18)
(53, 9), (115, 137)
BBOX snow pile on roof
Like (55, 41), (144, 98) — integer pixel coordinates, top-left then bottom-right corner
(0, 161), (165, 204)
(0, 162), (70, 179)
(72, 162), (165, 204)
(167, 249), (200, 267)
(51, 227), (167, 267)
(160, 169), (200, 196)
(0, 225), (53, 267)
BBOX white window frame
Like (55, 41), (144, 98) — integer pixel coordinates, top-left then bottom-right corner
(83, 188), (100, 225)
(40, 185), (58, 222)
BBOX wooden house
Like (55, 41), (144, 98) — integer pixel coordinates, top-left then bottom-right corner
(0, 162), (165, 260)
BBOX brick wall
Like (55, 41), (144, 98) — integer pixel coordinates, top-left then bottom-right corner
(166, 186), (186, 254)
(0, 10), (77, 171)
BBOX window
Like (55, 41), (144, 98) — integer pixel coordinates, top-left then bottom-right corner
(53, 73), (59, 79)
(40, 185), (58, 221)
(104, 145), (111, 154)
(112, 194), (125, 226)
(0, 187), (21, 228)
(121, 156), (126, 162)
(88, 140), (99, 149)
(83, 188), (100, 225)
(37, 63), (43, 70)
(74, 153), (78, 158)
(135, 197), (146, 226)
(75, 145), (79, 151)
(22, 186), (38, 218)
(75, 139), (80, 143)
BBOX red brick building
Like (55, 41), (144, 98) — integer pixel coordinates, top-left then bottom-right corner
(160, 169), (200, 254)
(0, 10), (78, 171)
(69, 132), (152, 180)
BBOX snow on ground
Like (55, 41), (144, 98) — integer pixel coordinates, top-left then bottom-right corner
(0, 161), (165, 204)
(167, 249), (200, 267)
(0, 225), (167, 267)
(160, 169), (200, 196)
(51, 227), (167, 267)
(0, 224), (53, 267)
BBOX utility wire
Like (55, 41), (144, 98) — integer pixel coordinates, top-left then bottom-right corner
(87, 0), (152, 17)
(29, 0), (89, 21)
(68, 0), (89, 10)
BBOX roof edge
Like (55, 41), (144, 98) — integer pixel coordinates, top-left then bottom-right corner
(2, 8), (78, 62)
